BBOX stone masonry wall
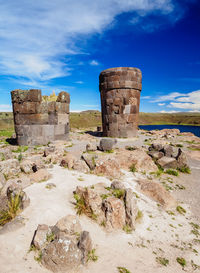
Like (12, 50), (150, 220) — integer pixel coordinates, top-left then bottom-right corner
(11, 89), (70, 145)
(99, 67), (142, 138)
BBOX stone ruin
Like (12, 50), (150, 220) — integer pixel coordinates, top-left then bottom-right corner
(11, 89), (70, 145)
(99, 67), (142, 138)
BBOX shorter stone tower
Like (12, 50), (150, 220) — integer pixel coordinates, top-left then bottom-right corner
(99, 67), (142, 138)
(11, 89), (70, 145)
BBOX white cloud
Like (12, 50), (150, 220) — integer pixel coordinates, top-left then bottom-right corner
(141, 96), (150, 99)
(154, 90), (200, 111)
(89, 60), (99, 66)
(75, 81), (84, 84)
(0, 0), (174, 85)
(160, 110), (179, 113)
(158, 103), (165, 106)
(0, 104), (12, 112)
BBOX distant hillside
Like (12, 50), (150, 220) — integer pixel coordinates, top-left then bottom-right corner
(0, 111), (199, 132)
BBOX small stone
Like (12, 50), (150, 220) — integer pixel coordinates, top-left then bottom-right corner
(98, 138), (117, 151)
(157, 156), (177, 169)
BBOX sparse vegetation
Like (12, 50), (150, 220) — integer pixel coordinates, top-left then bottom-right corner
(165, 169), (179, 176)
(123, 224), (133, 234)
(176, 257), (186, 268)
(176, 206), (186, 215)
(117, 266), (131, 273)
(129, 164), (137, 173)
(87, 249), (98, 262)
(177, 166), (191, 174)
(136, 210), (143, 221)
(34, 250), (42, 263)
(156, 257), (169, 266)
(46, 232), (55, 242)
(0, 194), (21, 226)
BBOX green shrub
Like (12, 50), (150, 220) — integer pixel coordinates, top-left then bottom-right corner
(165, 169), (179, 176)
(129, 164), (137, 173)
(176, 257), (186, 267)
(0, 194), (21, 226)
(176, 206), (186, 215)
(177, 166), (191, 174)
(156, 257), (169, 266)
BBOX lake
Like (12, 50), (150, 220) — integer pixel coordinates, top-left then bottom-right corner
(139, 124), (200, 138)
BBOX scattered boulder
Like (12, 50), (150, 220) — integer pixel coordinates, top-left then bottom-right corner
(98, 138), (117, 151)
(137, 179), (176, 209)
(60, 153), (77, 169)
(20, 159), (34, 174)
(148, 151), (164, 160)
(29, 169), (51, 183)
(86, 142), (97, 152)
(31, 215), (93, 273)
(74, 183), (138, 231)
(32, 224), (51, 250)
(176, 148), (188, 168)
(102, 196), (126, 230)
(0, 159), (21, 178)
(94, 158), (122, 179)
(157, 157), (177, 169)
(124, 189), (138, 229)
(73, 160), (90, 173)
(81, 154), (97, 170)
(161, 144), (174, 157)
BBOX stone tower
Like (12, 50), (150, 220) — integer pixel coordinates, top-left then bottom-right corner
(11, 89), (70, 145)
(99, 67), (142, 138)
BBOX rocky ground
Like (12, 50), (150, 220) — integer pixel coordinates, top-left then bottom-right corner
(0, 128), (200, 273)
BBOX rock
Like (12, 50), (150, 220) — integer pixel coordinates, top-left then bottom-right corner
(161, 129), (180, 135)
(180, 132), (194, 136)
(137, 179), (176, 209)
(43, 146), (55, 157)
(157, 156), (177, 169)
(161, 145), (174, 157)
(86, 143), (97, 152)
(111, 180), (125, 190)
(150, 143), (164, 151)
(6, 184), (30, 209)
(124, 189), (138, 229)
(76, 186), (105, 223)
(55, 215), (82, 236)
(0, 216), (26, 234)
(73, 160), (90, 173)
(78, 231), (92, 264)
(60, 153), (77, 169)
(32, 224), (51, 250)
(0, 159), (21, 177)
(42, 237), (82, 273)
(115, 148), (158, 173)
(94, 158), (122, 179)
(148, 151), (164, 160)
(0, 148), (12, 160)
(0, 172), (6, 188)
(29, 169), (51, 183)
(98, 138), (117, 151)
(20, 159), (34, 174)
(46, 183), (56, 189)
(103, 196), (126, 230)
(81, 154), (97, 170)
(176, 148), (188, 168)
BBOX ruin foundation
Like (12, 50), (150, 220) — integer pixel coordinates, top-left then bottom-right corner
(99, 67), (142, 138)
(11, 89), (70, 145)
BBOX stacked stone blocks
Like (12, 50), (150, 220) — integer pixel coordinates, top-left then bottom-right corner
(11, 89), (70, 145)
(99, 67), (142, 138)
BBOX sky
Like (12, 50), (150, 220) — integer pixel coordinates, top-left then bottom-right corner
(0, 0), (199, 113)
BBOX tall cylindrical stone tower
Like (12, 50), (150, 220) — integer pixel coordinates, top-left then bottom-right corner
(99, 67), (142, 138)
(11, 89), (70, 145)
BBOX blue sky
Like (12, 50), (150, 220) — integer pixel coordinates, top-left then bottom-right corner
(0, 0), (199, 112)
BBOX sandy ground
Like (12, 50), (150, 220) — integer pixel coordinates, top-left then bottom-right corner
(1, 162), (200, 273)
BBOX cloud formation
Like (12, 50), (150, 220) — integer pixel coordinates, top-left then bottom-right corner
(154, 90), (200, 111)
(0, 0), (175, 85)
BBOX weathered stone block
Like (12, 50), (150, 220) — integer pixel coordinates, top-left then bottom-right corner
(13, 102), (37, 114)
(57, 91), (70, 103)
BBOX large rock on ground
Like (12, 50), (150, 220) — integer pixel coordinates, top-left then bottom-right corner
(73, 160), (90, 173)
(98, 138), (117, 151)
(81, 154), (97, 170)
(102, 196), (126, 230)
(115, 148), (158, 173)
(157, 156), (177, 169)
(176, 149), (188, 168)
(94, 158), (122, 179)
(29, 169), (51, 183)
(60, 153), (77, 169)
(42, 237), (82, 273)
(32, 224), (51, 250)
(31, 215), (93, 273)
(124, 189), (138, 229)
(7, 184), (30, 209)
(0, 159), (21, 177)
(137, 179), (176, 209)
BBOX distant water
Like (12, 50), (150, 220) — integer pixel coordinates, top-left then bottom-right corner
(139, 124), (200, 138)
